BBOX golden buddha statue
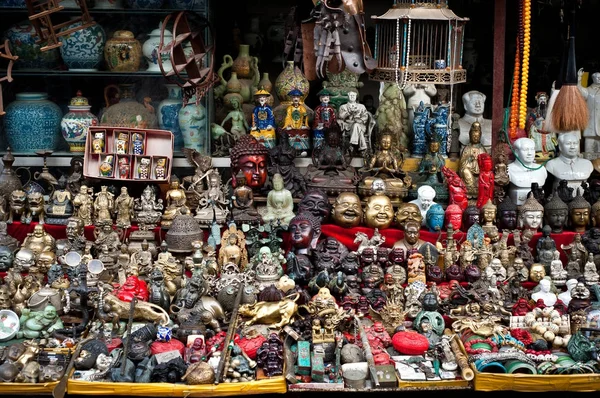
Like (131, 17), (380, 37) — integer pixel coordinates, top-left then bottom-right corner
(22, 224), (56, 257)
(459, 121), (488, 197)
(363, 189), (394, 229)
(358, 132), (410, 202)
(217, 224), (248, 273)
(161, 177), (190, 229)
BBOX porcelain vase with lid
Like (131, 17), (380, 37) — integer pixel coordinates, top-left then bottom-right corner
(3, 92), (63, 153)
(178, 96), (207, 153)
(104, 30), (142, 72)
(157, 84), (184, 150)
(3, 21), (60, 70)
(61, 91), (99, 152)
(59, 20), (106, 71)
(142, 23), (173, 73)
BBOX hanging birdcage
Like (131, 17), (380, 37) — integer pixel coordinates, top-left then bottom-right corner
(369, 0), (469, 85)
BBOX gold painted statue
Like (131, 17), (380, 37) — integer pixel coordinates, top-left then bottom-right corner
(22, 224), (56, 257)
(363, 189), (394, 230)
(162, 178), (190, 229)
(73, 185), (94, 226)
(93, 185), (114, 227)
(459, 121), (488, 196)
(217, 224), (248, 273)
(114, 186), (134, 229)
(358, 132), (410, 201)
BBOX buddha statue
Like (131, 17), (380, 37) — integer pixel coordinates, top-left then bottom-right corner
(263, 173), (295, 226)
(425, 203), (445, 232)
(444, 203), (463, 231)
(304, 123), (358, 196)
(161, 178), (190, 230)
(45, 175), (74, 225)
(194, 169), (230, 226)
(331, 192), (363, 228)
(536, 225), (557, 274)
(567, 192), (591, 233)
(518, 193), (544, 232)
(231, 170), (262, 225)
(363, 191), (394, 230)
(22, 224), (56, 258)
(217, 224), (248, 273)
(497, 196), (518, 232)
(459, 121), (488, 197)
(417, 138), (446, 194)
(358, 132), (410, 202)
(268, 130), (307, 199)
(287, 213), (322, 285)
(230, 134), (269, 192)
(544, 193), (569, 233)
(395, 202), (423, 230)
(462, 205), (480, 233)
(480, 199), (498, 237)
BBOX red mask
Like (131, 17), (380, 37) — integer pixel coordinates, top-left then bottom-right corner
(236, 154), (267, 189)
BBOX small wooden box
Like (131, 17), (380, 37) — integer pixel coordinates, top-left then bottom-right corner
(84, 126), (173, 182)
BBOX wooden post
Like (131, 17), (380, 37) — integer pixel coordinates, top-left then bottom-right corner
(492, 0), (506, 157)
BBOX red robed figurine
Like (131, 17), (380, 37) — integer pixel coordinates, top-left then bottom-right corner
(477, 152), (494, 208)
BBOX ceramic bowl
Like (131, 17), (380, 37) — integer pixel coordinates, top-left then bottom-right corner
(0, 310), (20, 341)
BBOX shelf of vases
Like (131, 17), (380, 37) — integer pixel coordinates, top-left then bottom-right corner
(9, 154), (460, 171)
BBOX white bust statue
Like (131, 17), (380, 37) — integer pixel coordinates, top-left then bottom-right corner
(458, 90), (492, 151)
(507, 137), (548, 205)
(557, 278), (578, 306)
(531, 278), (557, 306)
(409, 185), (437, 226)
(579, 70), (600, 153)
(545, 132), (593, 196)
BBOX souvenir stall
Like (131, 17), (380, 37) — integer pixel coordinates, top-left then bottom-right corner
(0, 0), (600, 395)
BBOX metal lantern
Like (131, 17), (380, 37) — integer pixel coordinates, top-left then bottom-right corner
(369, 0), (469, 85)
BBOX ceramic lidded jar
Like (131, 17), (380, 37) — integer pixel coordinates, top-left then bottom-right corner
(104, 30), (142, 72)
(3, 21), (60, 70)
(142, 23), (173, 72)
(61, 91), (99, 152)
(157, 84), (184, 150)
(3, 92), (62, 153)
(59, 20), (106, 71)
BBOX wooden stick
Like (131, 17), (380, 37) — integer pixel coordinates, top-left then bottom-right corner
(301, 22), (317, 81)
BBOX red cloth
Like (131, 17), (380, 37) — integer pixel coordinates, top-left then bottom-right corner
(320, 224), (577, 264)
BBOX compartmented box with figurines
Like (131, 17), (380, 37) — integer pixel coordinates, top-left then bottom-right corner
(83, 126), (173, 182)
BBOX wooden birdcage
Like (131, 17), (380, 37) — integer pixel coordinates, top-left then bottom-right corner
(369, 0), (469, 85)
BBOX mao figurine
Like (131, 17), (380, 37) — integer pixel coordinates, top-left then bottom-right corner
(115, 131), (129, 154)
(132, 132), (145, 155)
(137, 157), (151, 179)
(92, 131), (105, 154)
(99, 155), (114, 177)
(154, 157), (167, 180)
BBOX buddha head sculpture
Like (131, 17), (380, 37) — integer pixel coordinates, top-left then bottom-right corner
(462, 205), (480, 232)
(230, 135), (269, 190)
(14, 248), (35, 272)
(444, 203), (463, 231)
(497, 196), (518, 231)
(289, 212), (322, 251)
(568, 192), (591, 233)
(297, 188), (330, 223)
(364, 193), (394, 229)
(544, 194), (569, 233)
(480, 199), (497, 226)
(518, 193), (544, 231)
(395, 202), (423, 230)
(332, 192), (363, 228)
(425, 203), (445, 232)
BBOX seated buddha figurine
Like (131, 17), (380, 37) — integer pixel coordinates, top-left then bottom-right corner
(22, 224), (56, 258)
(161, 178), (190, 229)
(263, 173), (295, 226)
(358, 132), (410, 202)
(231, 170), (262, 225)
(305, 123), (358, 195)
(45, 175), (74, 225)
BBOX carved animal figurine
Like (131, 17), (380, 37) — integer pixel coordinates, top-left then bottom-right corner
(181, 361), (215, 385)
(15, 361), (40, 383)
(102, 293), (169, 325)
(27, 192), (45, 224)
(8, 190), (30, 224)
(237, 293), (299, 328)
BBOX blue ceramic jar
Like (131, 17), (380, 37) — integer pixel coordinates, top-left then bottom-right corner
(3, 92), (63, 152)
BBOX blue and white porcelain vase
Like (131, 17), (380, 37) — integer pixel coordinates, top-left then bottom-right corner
(142, 23), (173, 73)
(157, 84), (183, 150)
(0, 0), (26, 8)
(3, 21), (60, 70)
(178, 95), (207, 153)
(3, 92), (63, 153)
(61, 91), (99, 152)
(59, 20), (106, 71)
